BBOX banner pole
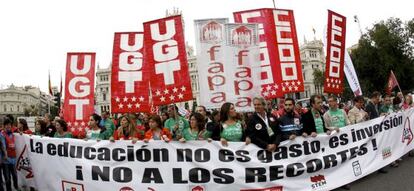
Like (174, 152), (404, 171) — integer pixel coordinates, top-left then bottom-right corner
(272, 0), (276, 8)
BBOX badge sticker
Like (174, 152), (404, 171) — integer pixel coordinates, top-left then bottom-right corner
(236, 123), (242, 128)
(269, 117), (275, 122)
(294, 118), (300, 125)
(255, 123), (262, 130)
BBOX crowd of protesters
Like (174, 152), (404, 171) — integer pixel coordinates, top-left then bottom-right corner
(1, 91), (414, 191)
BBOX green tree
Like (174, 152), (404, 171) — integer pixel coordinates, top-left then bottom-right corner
(313, 68), (324, 94)
(351, 18), (414, 95)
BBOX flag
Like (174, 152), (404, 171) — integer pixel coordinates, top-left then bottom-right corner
(60, 72), (63, 95)
(386, 70), (399, 95)
(48, 71), (53, 95)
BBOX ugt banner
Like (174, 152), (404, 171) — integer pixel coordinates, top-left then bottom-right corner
(16, 109), (414, 191)
(234, 8), (304, 98)
(144, 15), (193, 106)
(194, 18), (229, 110)
(63, 53), (96, 136)
(324, 10), (347, 94)
(111, 32), (151, 113)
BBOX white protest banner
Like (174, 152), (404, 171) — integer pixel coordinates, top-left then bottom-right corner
(344, 51), (363, 96)
(16, 133), (35, 188)
(17, 109), (414, 191)
(194, 18), (229, 110)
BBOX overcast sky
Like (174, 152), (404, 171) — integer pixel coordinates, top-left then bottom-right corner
(0, 0), (412, 93)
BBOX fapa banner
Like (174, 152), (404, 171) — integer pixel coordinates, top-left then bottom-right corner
(16, 109), (414, 191)
(63, 53), (96, 136)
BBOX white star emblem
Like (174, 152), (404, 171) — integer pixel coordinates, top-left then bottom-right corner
(70, 127), (75, 132)
(164, 89), (169, 95)
(263, 91), (269, 97)
(335, 79), (338, 84)
(271, 90), (276, 95)
(288, 86), (293, 91)
(284, 82), (289, 86)
(266, 85), (272, 91)
(77, 127), (83, 132)
(131, 96), (137, 102)
(160, 96), (166, 102)
(74, 121), (79, 126)
(169, 95), (175, 101)
(327, 83), (331, 88)
(336, 85), (340, 89)
(282, 87), (286, 91)
(127, 103), (132, 108)
(294, 86), (299, 91)
(118, 103), (124, 109)
(273, 84), (279, 89)
(115, 97), (120, 102)
(135, 103), (141, 108)
(139, 96), (144, 102)
(326, 78), (330, 83)
(339, 80), (342, 84)
(123, 96), (128, 102)
(331, 78), (334, 83)
(178, 93), (184, 99)
(81, 122), (85, 126)
(67, 122), (72, 126)
(180, 86), (186, 92)
(297, 81), (301, 85)
(173, 87), (178, 93)
(155, 90), (161, 96)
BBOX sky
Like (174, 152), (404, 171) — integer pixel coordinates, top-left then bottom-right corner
(0, 0), (412, 93)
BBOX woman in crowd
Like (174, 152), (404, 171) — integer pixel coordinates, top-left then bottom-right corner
(85, 113), (108, 140)
(34, 119), (48, 136)
(402, 94), (413, 110)
(111, 114), (143, 142)
(205, 110), (221, 141)
(161, 112), (169, 127)
(144, 115), (172, 142)
(219, 102), (246, 146)
(54, 119), (72, 138)
(17, 118), (32, 134)
(179, 113), (207, 142)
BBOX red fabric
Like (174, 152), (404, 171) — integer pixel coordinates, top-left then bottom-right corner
(234, 9), (304, 98)
(3, 132), (16, 158)
(324, 10), (347, 94)
(113, 127), (144, 140)
(63, 53), (96, 137)
(144, 128), (172, 140)
(386, 71), (399, 95)
(111, 32), (151, 113)
(143, 15), (193, 105)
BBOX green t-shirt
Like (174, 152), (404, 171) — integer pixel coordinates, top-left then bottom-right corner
(220, 122), (243, 142)
(54, 132), (73, 138)
(312, 111), (324, 134)
(182, 128), (200, 141)
(380, 105), (394, 115)
(100, 119), (115, 140)
(329, 109), (347, 128)
(165, 116), (190, 139)
(86, 129), (102, 140)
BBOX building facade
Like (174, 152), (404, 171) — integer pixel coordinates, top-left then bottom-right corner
(299, 39), (326, 98)
(0, 84), (52, 118)
(95, 65), (111, 115)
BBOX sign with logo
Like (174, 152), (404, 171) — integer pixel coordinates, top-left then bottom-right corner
(62, 181), (84, 191)
(310, 175), (327, 190)
(382, 147), (392, 159)
(63, 53), (96, 136)
(352, 161), (362, 177)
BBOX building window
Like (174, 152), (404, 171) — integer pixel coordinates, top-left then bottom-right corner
(17, 105), (20, 112)
(4, 105), (6, 112)
(103, 93), (106, 101)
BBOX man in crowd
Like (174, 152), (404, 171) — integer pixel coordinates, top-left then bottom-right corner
(278, 98), (303, 141)
(247, 97), (281, 152)
(323, 95), (350, 133)
(99, 111), (116, 139)
(44, 113), (56, 137)
(348, 96), (369, 124)
(196, 105), (211, 123)
(379, 94), (395, 115)
(165, 104), (190, 140)
(365, 91), (381, 120)
(302, 94), (328, 136)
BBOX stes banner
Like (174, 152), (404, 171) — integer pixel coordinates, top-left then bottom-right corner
(16, 109), (414, 191)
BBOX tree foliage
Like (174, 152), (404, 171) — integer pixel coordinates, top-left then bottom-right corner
(313, 68), (324, 94)
(350, 17), (414, 95)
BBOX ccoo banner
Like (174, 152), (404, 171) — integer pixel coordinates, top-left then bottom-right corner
(194, 18), (229, 110)
(324, 10), (347, 94)
(63, 53), (96, 136)
(16, 109), (414, 191)
(144, 15), (193, 106)
(111, 32), (151, 113)
(234, 9), (304, 98)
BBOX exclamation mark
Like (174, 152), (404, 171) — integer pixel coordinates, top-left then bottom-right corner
(76, 166), (83, 180)
(372, 139), (377, 151)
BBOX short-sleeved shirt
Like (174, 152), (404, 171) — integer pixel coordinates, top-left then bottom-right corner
(220, 122), (243, 142)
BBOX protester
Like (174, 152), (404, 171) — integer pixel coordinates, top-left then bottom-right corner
(54, 119), (72, 138)
(219, 102), (246, 146)
(278, 98), (304, 141)
(34, 119), (48, 136)
(380, 94), (395, 115)
(196, 105), (211, 123)
(2, 118), (18, 191)
(85, 114), (108, 140)
(365, 91), (381, 120)
(246, 97), (281, 152)
(179, 113), (207, 142)
(402, 94), (413, 110)
(348, 96), (369, 124)
(323, 95), (350, 134)
(111, 115), (143, 142)
(44, 113), (56, 137)
(302, 95), (328, 136)
(144, 115), (172, 142)
(160, 111), (169, 127)
(99, 111), (116, 139)
(17, 118), (33, 135)
(164, 104), (190, 140)
(205, 110), (221, 141)
(0, 129), (6, 191)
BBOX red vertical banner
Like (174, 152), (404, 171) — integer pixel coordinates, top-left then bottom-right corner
(63, 53), (96, 136)
(144, 15), (193, 106)
(324, 10), (346, 94)
(234, 8), (304, 98)
(111, 32), (151, 113)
